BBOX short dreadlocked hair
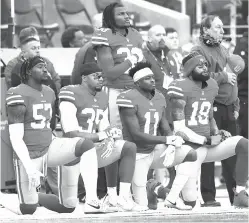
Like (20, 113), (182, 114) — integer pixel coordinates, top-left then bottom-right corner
(102, 2), (124, 33)
(20, 56), (45, 83)
(128, 62), (152, 79)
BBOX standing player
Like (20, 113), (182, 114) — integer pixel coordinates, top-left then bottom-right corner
(117, 62), (198, 210)
(91, 2), (144, 129)
(91, 2), (145, 196)
(0, 56), (102, 215)
(167, 52), (248, 208)
(58, 62), (147, 212)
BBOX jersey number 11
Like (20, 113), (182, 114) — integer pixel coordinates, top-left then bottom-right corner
(144, 111), (159, 136)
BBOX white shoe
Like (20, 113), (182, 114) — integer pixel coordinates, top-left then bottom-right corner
(117, 196), (148, 212)
(162, 145), (176, 168)
(164, 198), (192, 210)
(101, 194), (119, 212)
(84, 199), (104, 214)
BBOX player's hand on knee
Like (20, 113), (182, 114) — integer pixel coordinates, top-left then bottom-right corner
(99, 137), (115, 159)
(105, 126), (122, 139)
(109, 127), (122, 139)
(219, 129), (232, 141)
(210, 135), (222, 145)
(166, 135), (185, 147)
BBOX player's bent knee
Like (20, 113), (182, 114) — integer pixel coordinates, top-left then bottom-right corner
(121, 141), (137, 156)
(184, 149), (197, 162)
(75, 138), (95, 157)
(235, 137), (248, 154)
(183, 200), (196, 208)
(20, 203), (38, 215)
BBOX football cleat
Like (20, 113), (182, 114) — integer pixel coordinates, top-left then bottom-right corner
(84, 199), (111, 214)
(146, 179), (161, 210)
(117, 196), (148, 212)
(164, 198), (192, 210)
(101, 194), (119, 212)
(233, 190), (248, 208)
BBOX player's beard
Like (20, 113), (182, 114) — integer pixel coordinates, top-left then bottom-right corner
(191, 70), (210, 82)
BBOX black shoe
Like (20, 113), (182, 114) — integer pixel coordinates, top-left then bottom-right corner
(201, 200), (221, 207)
(146, 179), (161, 210)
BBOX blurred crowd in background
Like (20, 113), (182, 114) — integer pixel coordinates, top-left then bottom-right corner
(1, 0), (248, 48)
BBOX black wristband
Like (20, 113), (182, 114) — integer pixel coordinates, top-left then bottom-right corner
(206, 137), (212, 145)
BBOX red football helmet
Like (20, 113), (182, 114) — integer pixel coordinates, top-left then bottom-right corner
(227, 54), (245, 75)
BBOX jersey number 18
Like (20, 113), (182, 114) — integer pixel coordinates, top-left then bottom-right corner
(188, 101), (211, 126)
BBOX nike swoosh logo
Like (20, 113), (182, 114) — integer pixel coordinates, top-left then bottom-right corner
(87, 203), (100, 209)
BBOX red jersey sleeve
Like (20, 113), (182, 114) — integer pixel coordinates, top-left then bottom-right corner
(6, 87), (27, 107)
(91, 28), (112, 49)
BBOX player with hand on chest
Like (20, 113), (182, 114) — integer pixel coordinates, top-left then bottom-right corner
(92, 2), (145, 129)
(167, 52), (249, 208)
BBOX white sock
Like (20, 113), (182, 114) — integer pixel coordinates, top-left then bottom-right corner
(0, 192), (21, 215)
(107, 187), (117, 199)
(167, 175), (189, 203)
(236, 185), (246, 193)
(119, 182), (131, 198)
(166, 162), (194, 203)
(80, 148), (98, 202)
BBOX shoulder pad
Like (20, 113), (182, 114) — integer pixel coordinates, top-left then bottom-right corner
(6, 86), (26, 107)
(116, 90), (136, 108)
(167, 79), (186, 100)
(59, 85), (77, 103)
(91, 28), (112, 47)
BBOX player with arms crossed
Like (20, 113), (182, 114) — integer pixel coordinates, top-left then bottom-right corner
(0, 56), (106, 215)
(117, 62), (199, 210)
(58, 62), (146, 212)
(167, 52), (248, 208)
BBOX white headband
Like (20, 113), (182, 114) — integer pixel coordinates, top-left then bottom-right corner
(133, 68), (153, 82)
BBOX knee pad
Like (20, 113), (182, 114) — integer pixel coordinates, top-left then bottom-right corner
(183, 199), (196, 208)
(75, 138), (95, 157)
(185, 149), (197, 162)
(20, 203), (38, 215)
